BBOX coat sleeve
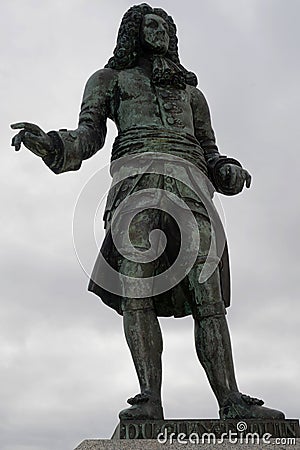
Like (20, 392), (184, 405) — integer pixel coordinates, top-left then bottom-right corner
(43, 68), (116, 174)
(190, 87), (242, 195)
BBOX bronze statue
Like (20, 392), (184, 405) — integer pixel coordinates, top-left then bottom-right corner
(11, 3), (284, 422)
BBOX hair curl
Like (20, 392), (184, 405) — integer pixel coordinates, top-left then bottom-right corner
(105, 3), (197, 87)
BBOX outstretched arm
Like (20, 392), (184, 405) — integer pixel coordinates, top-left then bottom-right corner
(191, 87), (251, 195)
(11, 68), (116, 174)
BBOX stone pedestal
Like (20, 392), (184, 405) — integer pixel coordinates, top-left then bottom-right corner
(112, 418), (300, 439)
(75, 438), (300, 450)
(74, 418), (300, 449)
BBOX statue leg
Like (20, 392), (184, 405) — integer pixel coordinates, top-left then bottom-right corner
(120, 297), (164, 420)
(189, 260), (238, 406)
(188, 212), (285, 419)
(116, 208), (164, 420)
(190, 265), (284, 419)
(194, 311), (238, 406)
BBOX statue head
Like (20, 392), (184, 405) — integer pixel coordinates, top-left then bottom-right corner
(105, 3), (197, 87)
(140, 13), (170, 56)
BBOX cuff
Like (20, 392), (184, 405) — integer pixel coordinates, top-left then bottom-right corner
(43, 131), (64, 174)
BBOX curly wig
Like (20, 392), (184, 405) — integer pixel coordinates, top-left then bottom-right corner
(105, 3), (197, 87)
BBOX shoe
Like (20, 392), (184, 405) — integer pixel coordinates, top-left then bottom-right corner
(219, 392), (285, 420)
(119, 392), (164, 420)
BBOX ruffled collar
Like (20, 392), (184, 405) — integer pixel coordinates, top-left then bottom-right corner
(151, 55), (187, 89)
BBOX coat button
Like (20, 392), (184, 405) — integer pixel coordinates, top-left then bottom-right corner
(167, 117), (175, 125)
(163, 102), (173, 110)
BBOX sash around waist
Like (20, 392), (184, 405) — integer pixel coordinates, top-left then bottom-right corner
(111, 127), (208, 175)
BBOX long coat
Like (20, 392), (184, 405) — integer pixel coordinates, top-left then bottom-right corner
(43, 65), (234, 317)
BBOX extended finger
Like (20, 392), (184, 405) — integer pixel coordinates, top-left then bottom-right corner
(10, 122), (42, 134)
(245, 170), (252, 188)
(11, 130), (26, 151)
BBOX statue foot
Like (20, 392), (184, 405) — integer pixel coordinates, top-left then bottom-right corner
(119, 392), (164, 420)
(219, 392), (285, 420)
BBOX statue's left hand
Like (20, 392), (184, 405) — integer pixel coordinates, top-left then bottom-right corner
(219, 163), (251, 194)
(10, 122), (53, 158)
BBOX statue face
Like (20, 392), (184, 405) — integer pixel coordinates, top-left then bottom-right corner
(140, 14), (170, 55)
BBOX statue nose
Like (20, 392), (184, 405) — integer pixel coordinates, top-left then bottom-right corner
(157, 29), (166, 37)
(157, 23), (166, 33)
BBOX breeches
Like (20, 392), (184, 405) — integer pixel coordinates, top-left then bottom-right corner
(108, 206), (225, 319)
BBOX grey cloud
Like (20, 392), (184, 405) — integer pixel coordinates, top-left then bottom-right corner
(1, 1), (299, 449)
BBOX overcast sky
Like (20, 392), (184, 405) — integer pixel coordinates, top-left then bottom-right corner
(1, 0), (300, 449)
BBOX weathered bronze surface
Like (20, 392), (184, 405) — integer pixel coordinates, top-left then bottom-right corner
(11, 3), (286, 424)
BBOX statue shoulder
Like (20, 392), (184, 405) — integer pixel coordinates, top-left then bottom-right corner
(189, 86), (213, 118)
(190, 85), (208, 105)
(84, 67), (119, 94)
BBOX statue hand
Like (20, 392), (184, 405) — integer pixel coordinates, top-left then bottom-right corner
(10, 122), (53, 158)
(219, 163), (251, 194)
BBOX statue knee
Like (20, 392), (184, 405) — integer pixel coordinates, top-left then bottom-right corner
(121, 297), (155, 312)
(192, 301), (226, 321)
